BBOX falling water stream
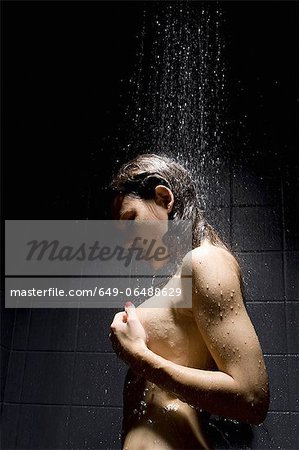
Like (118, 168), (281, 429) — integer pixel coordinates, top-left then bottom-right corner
(109, 3), (276, 448)
(119, 1), (228, 209)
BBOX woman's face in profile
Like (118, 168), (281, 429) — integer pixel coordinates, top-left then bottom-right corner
(112, 192), (172, 255)
(112, 193), (170, 222)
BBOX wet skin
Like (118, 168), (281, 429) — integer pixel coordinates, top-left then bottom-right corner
(110, 188), (269, 450)
(122, 262), (215, 450)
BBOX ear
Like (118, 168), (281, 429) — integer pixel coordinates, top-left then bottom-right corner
(154, 185), (174, 214)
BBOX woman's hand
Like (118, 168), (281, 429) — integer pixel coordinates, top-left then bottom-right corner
(109, 302), (148, 366)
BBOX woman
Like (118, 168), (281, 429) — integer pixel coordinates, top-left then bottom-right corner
(108, 154), (269, 449)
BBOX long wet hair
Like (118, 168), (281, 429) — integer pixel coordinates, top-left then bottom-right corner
(108, 153), (228, 250)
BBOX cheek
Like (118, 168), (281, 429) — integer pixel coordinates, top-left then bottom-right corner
(145, 203), (167, 220)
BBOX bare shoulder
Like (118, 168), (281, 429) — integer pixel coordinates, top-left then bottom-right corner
(193, 242), (240, 273)
(182, 242), (243, 310)
(182, 242), (240, 282)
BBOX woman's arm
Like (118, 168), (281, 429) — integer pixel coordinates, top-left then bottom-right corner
(110, 245), (270, 425)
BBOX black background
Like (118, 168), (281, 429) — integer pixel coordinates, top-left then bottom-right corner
(1, 3), (298, 449)
(2, 1), (296, 219)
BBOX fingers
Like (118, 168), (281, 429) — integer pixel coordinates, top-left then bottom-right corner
(110, 311), (127, 331)
(110, 302), (137, 334)
(125, 301), (137, 319)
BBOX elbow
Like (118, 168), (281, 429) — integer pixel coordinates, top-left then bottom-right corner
(242, 384), (270, 425)
(250, 392), (270, 425)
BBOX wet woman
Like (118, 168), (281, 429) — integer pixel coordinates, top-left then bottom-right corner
(108, 154), (269, 449)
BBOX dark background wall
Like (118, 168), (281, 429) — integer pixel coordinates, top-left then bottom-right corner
(1, 1), (298, 449)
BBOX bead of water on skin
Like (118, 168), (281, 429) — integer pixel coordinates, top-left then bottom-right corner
(206, 284), (209, 289)
(230, 306), (233, 310)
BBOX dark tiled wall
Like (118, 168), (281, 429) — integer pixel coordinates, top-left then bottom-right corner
(1, 160), (298, 450)
(1, 299), (15, 406)
(1, 306), (126, 450)
(205, 155), (298, 448)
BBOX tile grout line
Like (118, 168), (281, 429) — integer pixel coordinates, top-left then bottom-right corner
(2, 401), (123, 409)
(3, 305), (17, 406)
(228, 140), (233, 250)
(2, 348), (120, 354)
(1, 400), (296, 413)
(280, 176), (291, 416)
(5, 348), (299, 357)
(1, 303), (17, 417)
(66, 305), (81, 447)
(14, 306), (32, 449)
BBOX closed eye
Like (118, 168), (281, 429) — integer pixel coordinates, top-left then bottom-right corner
(120, 211), (136, 220)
